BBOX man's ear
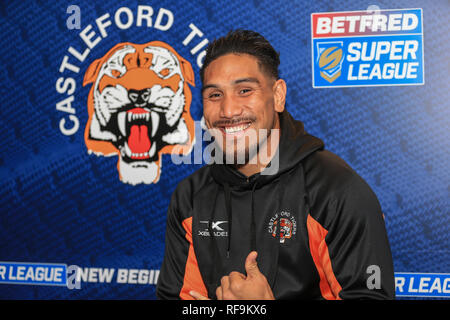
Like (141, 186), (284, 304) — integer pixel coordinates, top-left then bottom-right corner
(273, 79), (286, 113)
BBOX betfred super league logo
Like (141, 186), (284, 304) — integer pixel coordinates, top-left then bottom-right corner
(83, 41), (195, 185)
(311, 8), (424, 88)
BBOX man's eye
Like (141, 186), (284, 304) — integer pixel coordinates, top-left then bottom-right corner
(208, 93), (222, 99)
(239, 88), (252, 94)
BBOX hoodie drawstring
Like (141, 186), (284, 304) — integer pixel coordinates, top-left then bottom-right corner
(224, 182), (232, 258)
(250, 181), (258, 252)
(208, 185), (222, 290)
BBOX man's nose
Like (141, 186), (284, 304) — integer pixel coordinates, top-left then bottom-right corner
(220, 94), (243, 118)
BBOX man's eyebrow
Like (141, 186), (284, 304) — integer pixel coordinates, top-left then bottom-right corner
(233, 77), (260, 85)
(201, 78), (260, 93)
(201, 84), (218, 93)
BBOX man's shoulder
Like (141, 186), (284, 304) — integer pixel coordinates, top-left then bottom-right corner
(304, 149), (361, 189)
(303, 149), (378, 205)
(303, 149), (381, 225)
(172, 165), (214, 203)
(168, 165), (214, 221)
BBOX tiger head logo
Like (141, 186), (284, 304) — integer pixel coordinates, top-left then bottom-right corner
(83, 41), (195, 185)
(271, 218), (293, 243)
(268, 211), (297, 244)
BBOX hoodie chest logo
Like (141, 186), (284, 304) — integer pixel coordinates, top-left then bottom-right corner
(267, 210), (297, 244)
(198, 220), (229, 237)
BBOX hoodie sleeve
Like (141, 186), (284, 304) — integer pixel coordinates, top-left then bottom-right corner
(307, 173), (395, 300)
(156, 183), (208, 300)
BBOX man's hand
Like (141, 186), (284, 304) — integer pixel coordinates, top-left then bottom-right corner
(189, 251), (275, 300)
(216, 251), (275, 300)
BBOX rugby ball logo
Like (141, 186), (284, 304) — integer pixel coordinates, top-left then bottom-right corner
(316, 42), (344, 83)
(83, 41), (195, 185)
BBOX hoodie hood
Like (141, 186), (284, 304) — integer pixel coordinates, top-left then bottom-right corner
(210, 109), (324, 187)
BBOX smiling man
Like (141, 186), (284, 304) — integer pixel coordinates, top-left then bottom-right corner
(156, 30), (395, 300)
(201, 52), (284, 176)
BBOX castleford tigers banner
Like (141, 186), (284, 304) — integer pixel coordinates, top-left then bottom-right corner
(0, 0), (448, 299)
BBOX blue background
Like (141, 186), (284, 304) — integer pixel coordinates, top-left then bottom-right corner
(0, 0), (448, 299)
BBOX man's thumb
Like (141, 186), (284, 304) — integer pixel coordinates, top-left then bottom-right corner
(245, 251), (260, 277)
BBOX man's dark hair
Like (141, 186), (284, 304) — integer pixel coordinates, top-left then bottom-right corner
(200, 29), (280, 84)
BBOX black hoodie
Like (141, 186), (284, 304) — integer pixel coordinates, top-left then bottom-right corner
(156, 109), (395, 300)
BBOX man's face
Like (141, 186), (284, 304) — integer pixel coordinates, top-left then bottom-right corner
(202, 53), (284, 164)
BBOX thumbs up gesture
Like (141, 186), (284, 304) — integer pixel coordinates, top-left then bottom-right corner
(189, 251), (275, 300)
(215, 251), (275, 300)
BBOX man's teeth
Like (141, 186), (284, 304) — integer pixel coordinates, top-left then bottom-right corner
(224, 123), (251, 134)
(121, 142), (157, 159)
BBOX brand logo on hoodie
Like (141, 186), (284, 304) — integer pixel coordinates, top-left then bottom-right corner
(267, 210), (297, 244)
(198, 220), (228, 237)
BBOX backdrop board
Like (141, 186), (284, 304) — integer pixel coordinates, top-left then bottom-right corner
(0, 0), (448, 299)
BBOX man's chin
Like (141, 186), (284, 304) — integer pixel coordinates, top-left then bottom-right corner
(221, 145), (259, 166)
